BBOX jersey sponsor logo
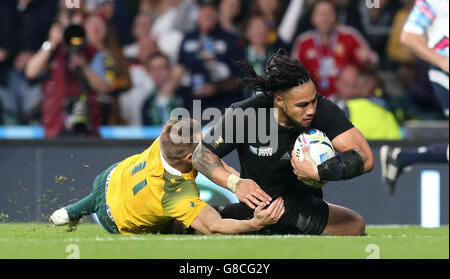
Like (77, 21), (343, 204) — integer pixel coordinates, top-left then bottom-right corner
(249, 145), (273, 157)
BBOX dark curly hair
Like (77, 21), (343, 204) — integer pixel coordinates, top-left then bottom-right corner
(237, 49), (313, 97)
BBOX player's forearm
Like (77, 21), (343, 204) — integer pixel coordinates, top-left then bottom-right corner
(401, 31), (445, 69)
(209, 218), (260, 234)
(192, 143), (231, 188)
(221, 160), (240, 177)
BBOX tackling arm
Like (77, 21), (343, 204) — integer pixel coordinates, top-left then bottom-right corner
(192, 143), (231, 188)
(190, 197), (284, 235)
(192, 143), (272, 209)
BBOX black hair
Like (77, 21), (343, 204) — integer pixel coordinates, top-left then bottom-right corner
(236, 49), (313, 97)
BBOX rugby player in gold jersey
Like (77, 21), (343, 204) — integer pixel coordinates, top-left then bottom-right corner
(50, 118), (284, 234)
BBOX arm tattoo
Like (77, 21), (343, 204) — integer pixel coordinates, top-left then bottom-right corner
(192, 144), (223, 178)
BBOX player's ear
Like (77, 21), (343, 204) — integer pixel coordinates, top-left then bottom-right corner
(184, 153), (193, 164)
(274, 94), (284, 108)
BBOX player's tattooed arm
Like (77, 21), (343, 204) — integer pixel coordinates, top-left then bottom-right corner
(192, 143), (229, 188)
(193, 143), (272, 208)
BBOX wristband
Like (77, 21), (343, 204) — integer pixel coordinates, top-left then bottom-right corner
(227, 174), (241, 193)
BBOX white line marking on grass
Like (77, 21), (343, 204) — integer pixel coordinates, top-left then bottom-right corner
(0, 234), (447, 243)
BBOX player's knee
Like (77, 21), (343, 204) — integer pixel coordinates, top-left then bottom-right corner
(350, 214), (366, 236)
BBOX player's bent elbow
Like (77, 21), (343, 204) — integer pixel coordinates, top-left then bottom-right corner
(354, 217), (366, 236)
(365, 155), (374, 173)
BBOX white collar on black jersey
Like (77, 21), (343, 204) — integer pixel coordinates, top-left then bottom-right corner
(160, 151), (182, 176)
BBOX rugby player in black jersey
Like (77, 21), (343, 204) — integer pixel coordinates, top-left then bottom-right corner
(192, 49), (374, 235)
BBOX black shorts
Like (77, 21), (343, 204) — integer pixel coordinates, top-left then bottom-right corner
(218, 187), (329, 235)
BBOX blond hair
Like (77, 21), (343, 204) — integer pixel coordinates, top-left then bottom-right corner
(159, 118), (202, 162)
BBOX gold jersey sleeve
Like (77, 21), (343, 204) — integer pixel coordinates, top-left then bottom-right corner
(105, 137), (208, 234)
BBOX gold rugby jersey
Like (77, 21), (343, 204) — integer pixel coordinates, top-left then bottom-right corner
(106, 137), (208, 234)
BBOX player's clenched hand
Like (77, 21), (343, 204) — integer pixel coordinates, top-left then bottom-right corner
(251, 197), (285, 230)
(291, 147), (319, 181)
(235, 179), (272, 210)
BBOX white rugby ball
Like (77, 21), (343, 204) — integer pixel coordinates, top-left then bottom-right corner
(293, 129), (335, 187)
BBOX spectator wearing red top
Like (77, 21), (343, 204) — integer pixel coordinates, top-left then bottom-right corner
(25, 10), (106, 138)
(291, 0), (378, 98)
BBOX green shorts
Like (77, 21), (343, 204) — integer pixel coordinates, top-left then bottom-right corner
(93, 163), (120, 234)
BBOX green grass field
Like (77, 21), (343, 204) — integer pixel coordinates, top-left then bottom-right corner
(0, 223), (447, 259)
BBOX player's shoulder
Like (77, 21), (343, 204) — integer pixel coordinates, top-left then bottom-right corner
(316, 94), (347, 117)
(230, 94), (273, 110)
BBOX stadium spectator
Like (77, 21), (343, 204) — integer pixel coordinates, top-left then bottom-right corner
(345, 0), (402, 69)
(123, 13), (156, 62)
(250, 0), (286, 47)
(25, 12), (104, 138)
(386, 0), (415, 66)
(147, 0), (199, 64)
(291, 0), (378, 98)
(276, 0), (306, 46)
(330, 65), (402, 140)
(0, 0), (15, 117)
(0, 0), (58, 125)
(86, 0), (137, 46)
(142, 53), (182, 126)
(84, 13), (131, 125)
(292, 0), (354, 42)
(119, 13), (158, 126)
(218, 0), (245, 37)
(244, 15), (278, 77)
(161, 0), (245, 115)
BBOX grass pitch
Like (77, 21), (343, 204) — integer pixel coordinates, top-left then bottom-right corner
(0, 223), (447, 259)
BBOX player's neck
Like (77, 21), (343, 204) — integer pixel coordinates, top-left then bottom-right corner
(273, 106), (294, 129)
(167, 158), (193, 174)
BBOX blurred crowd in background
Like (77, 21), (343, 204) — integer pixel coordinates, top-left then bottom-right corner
(0, 0), (447, 139)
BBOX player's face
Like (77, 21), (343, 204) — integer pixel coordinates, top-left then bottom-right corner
(277, 80), (318, 128)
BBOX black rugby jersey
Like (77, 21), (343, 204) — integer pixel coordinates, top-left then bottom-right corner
(202, 93), (354, 198)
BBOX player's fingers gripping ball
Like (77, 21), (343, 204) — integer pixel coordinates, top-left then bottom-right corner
(293, 129), (336, 187)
